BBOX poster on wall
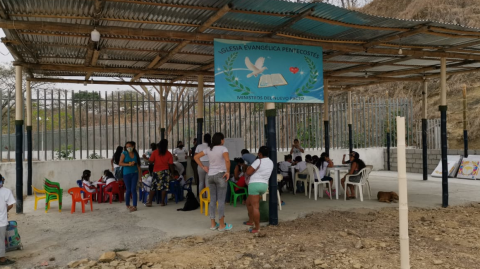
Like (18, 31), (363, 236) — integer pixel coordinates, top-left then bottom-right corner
(457, 156), (480, 180)
(214, 39), (323, 103)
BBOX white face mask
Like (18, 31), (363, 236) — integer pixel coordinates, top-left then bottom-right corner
(127, 147), (133, 152)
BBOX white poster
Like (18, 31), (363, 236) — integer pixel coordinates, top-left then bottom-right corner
(457, 155), (480, 180)
(223, 138), (245, 159)
(431, 155), (462, 178)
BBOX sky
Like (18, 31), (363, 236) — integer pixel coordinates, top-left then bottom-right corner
(0, 0), (370, 93)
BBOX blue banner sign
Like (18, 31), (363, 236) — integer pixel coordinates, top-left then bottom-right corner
(214, 39), (323, 103)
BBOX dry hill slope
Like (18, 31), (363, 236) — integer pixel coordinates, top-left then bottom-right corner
(337, 0), (480, 149)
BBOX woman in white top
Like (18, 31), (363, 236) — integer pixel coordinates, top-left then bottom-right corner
(195, 133), (211, 198)
(244, 146), (274, 233)
(173, 141), (188, 175)
(194, 132), (232, 232)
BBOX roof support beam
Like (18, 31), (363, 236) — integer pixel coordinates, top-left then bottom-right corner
(84, 0), (106, 80)
(363, 25), (429, 49)
(172, 62), (214, 82)
(15, 62), (213, 76)
(85, 49), (101, 80)
(325, 56), (415, 76)
(265, 8), (314, 38)
(2, 19), (480, 61)
(326, 76), (422, 82)
(27, 77), (215, 87)
(131, 3), (231, 81)
(377, 60), (475, 77)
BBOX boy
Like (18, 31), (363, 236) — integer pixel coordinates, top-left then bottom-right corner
(0, 175), (16, 265)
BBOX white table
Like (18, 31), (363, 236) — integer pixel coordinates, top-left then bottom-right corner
(327, 165), (350, 199)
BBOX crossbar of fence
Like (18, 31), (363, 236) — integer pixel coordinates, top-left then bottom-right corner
(0, 89), (413, 161)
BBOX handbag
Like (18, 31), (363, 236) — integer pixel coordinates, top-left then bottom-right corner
(245, 159), (262, 185)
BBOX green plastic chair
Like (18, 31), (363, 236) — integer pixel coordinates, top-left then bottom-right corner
(229, 181), (247, 207)
(44, 181), (63, 212)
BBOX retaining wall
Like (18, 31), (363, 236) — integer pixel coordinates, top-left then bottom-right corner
(384, 148), (478, 174)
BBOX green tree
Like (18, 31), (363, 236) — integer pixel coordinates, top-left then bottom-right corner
(72, 91), (102, 104)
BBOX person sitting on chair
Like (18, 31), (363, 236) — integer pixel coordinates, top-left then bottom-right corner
(294, 156), (308, 193)
(226, 158), (247, 204)
(81, 170), (98, 193)
(278, 155), (293, 192)
(241, 149), (256, 166)
(341, 151), (366, 200)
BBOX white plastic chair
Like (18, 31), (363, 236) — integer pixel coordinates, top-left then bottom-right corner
(365, 165), (373, 193)
(294, 165), (311, 196)
(261, 174), (283, 210)
(309, 166), (332, 200)
(344, 166), (372, 201)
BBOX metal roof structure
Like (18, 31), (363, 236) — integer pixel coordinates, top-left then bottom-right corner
(2, 0), (480, 89)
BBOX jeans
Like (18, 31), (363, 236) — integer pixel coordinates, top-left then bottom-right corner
(207, 172), (227, 220)
(124, 172), (138, 207)
(0, 225), (5, 257)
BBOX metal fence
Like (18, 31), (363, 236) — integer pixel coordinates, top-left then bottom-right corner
(414, 119), (441, 149)
(0, 89), (413, 161)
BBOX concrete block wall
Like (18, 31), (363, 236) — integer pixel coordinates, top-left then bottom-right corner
(384, 148), (479, 174)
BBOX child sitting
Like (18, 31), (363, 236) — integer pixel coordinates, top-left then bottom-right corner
(81, 170), (98, 193)
(172, 170), (186, 187)
(103, 171), (116, 192)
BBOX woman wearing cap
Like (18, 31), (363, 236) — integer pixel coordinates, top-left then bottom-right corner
(341, 151), (366, 200)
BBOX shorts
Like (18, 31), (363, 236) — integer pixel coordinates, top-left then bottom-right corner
(349, 175), (361, 183)
(152, 170), (172, 191)
(248, 183), (268, 196)
(321, 176), (333, 182)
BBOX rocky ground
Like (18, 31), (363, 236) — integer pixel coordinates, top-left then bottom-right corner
(26, 203), (480, 269)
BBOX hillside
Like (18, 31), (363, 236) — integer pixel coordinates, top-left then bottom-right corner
(340, 0), (480, 149)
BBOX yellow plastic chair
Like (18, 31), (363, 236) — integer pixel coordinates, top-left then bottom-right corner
(199, 187), (218, 216)
(199, 187), (210, 216)
(32, 185), (46, 211)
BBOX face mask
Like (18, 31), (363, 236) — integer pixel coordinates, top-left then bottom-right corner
(127, 147), (133, 152)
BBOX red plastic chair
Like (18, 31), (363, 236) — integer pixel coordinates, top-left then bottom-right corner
(68, 187), (93, 213)
(104, 182), (122, 204)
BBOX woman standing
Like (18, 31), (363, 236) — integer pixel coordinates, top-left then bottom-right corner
(173, 141), (188, 176)
(290, 139), (304, 160)
(147, 139), (175, 207)
(195, 133), (211, 196)
(194, 132), (232, 231)
(119, 141), (142, 212)
(244, 146), (273, 233)
(111, 146), (123, 180)
(341, 151), (366, 200)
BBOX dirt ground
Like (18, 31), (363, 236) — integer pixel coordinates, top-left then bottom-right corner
(35, 203), (480, 269)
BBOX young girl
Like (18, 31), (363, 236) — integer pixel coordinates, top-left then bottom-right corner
(315, 153), (334, 197)
(341, 151), (366, 200)
(103, 171), (116, 192)
(81, 170), (98, 194)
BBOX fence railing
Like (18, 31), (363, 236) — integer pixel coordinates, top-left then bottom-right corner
(0, 89), (413, 161)
(414, 119), (441, 149)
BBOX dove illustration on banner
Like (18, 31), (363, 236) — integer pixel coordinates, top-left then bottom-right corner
(245, 57), (267, 78)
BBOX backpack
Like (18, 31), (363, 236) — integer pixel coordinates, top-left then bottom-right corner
(177, 190), (200, 211)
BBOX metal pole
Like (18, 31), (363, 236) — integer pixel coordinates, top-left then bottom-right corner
(266, 102), (278, 225)
(14, 65), (23, 213)
(440, 57), (448, 208)
(386, 92), (391, 171)
(324, 80), (330, 154)
(196, 76), (204, 198)
(463, 84), (468, 157)
(348, 90), (353, 153)
(422, 80), (428, 180)
(160, 87), (165, 140)
(26, 81), (32, 196)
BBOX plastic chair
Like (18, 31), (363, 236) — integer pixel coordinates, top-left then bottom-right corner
(104, 182), (121, 204)
(199, 187), (210, 216)
(163, 180), (180, 205)
(181, 177), (193, 200)
(32, 186), (46, 211)
(344, 166), (373, 202)
(82, 182), (98, 202)
(309, 166), (332, 201)
(44, 183), (63, 212)
(294, 165), (311, 196)
(68, 187), (93, 213)
(228, 181), (247, 207)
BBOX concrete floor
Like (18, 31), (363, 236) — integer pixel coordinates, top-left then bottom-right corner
(8, 171), (480, 267)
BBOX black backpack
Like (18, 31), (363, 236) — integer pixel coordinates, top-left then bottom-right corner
(177, 190), (200, 211)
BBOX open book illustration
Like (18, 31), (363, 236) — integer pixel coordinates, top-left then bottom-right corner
(258, 74), (288, 88)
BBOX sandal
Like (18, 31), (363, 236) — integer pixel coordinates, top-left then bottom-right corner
(243, 221), (254, 226)
(210, 222), (220, 230)
(248, 227), (260, 234)
(218, 223), (233, 232)
(129, 207), (137, 212)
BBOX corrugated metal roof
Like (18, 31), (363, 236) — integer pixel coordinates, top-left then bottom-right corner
(3, 0), (480, 88)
